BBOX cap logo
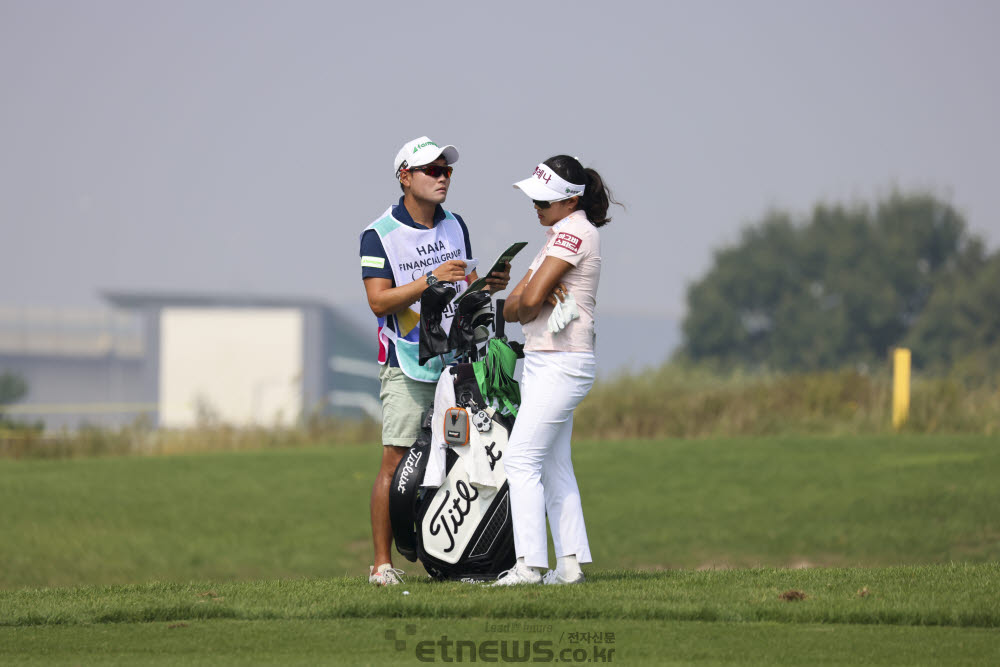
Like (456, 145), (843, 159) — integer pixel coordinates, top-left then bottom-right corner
(533, 166), (553, 185)
(413, 141), (438, 153)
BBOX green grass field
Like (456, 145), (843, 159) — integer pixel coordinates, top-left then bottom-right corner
(2, 435), (998, 664)
(2, 566), (999, 665)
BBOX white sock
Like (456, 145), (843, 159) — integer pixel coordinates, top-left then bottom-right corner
(557, 555), (582, 578)
(516, 556), (539, 574)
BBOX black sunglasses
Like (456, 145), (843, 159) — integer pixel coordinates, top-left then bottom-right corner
(408, 165), (453, 179)
(532, 199), (552, 209)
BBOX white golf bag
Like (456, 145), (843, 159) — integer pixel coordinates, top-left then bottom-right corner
(390, 295), (520, 581)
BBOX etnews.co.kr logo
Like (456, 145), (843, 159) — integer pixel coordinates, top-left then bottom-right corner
(383, 625), (616, 663)
(385, 624), (417, 651)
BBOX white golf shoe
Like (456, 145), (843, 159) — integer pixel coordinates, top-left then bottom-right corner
(369, 563), (404, 586)
(542, 569), (585, 585)
(491, 562), (542, 586)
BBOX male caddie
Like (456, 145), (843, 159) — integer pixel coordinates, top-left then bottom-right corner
(360, 136), (510, 585)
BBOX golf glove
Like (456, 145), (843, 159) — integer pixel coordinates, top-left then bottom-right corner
(547, 292), (579, 334)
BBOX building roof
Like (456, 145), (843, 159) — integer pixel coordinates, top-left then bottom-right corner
(102, 290), (335, 311)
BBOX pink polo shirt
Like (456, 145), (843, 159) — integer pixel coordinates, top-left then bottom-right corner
(522, 210), (601, 352)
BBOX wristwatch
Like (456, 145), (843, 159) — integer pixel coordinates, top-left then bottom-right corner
(425, 272), (439, 287)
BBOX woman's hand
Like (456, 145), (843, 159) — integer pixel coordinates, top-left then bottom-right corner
(546, 283), (569, 306)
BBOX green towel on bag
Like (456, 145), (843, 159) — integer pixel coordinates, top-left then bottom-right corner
(472, 339), (521, 417)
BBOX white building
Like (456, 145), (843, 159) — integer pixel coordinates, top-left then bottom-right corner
(0, 292), (380, 429)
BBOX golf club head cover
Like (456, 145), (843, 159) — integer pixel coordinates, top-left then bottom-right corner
(419, 281), (457, 365)
(448, 290), (492, 357)
(414, 403), (434, 448)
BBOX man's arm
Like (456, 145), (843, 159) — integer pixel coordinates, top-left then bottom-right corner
(364, 260), (468, 318)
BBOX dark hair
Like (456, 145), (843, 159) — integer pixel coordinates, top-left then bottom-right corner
(543, 155), (622, 227)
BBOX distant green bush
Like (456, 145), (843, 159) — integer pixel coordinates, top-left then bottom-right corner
(682, 192), (1000, 376)
(0, 371), (28, 407)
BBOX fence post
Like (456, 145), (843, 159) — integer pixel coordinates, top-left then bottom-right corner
(892, 348), (911, 431)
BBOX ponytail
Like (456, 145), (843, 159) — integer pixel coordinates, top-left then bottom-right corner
(542, 155), (622, 228)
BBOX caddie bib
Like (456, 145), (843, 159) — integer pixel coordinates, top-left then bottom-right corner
(363, 206), (468, 382)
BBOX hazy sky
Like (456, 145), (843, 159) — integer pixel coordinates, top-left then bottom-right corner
(3, 1), (998, 326)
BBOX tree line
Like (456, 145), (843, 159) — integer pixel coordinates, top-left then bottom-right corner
(681, 192), (1000, 379)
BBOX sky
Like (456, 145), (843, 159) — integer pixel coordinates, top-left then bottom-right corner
(2, 1), (998, 367)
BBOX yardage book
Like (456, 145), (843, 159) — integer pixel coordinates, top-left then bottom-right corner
(456, 241), (528, 303)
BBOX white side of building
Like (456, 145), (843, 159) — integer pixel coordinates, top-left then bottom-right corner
(159, 308), (303, 427)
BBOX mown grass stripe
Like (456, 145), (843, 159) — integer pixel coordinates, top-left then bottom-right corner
(2, 436), (999, 591)
(4, 618), (999, 667)
(2, 565), (998, 629)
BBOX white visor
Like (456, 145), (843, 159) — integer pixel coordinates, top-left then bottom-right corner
(513, 163), (585, 202)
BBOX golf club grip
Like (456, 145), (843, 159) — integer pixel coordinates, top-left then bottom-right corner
(495, 299), (506, 339)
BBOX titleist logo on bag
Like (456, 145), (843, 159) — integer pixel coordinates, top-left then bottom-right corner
(397, 449), (423, 494)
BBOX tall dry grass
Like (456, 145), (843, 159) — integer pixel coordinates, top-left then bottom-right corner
(2, 364), (997, 459)
(574, 363), (1000, 439)
(0, 415), (380, 460)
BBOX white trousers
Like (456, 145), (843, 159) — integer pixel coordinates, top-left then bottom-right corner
(505, 350), (596, 569)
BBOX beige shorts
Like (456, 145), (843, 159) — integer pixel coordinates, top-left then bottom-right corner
(378, 365), (437, 447)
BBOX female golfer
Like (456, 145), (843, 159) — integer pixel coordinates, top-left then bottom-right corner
(494, 155), (617, 585)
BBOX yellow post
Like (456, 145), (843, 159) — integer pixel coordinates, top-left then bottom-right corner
(892, 348), (911, 430)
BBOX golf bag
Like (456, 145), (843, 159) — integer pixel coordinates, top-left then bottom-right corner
(389, 297), (521, 580)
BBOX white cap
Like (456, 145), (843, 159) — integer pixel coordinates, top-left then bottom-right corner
(513, 163), (585, 201)
(394, 136), (459, 178)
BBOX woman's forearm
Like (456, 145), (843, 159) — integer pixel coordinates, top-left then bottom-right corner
(503, 270), (533, 323)
(517, 295), (544, 324)
(516, 257), (572, 324)
(503, 293), (521, 322)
